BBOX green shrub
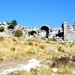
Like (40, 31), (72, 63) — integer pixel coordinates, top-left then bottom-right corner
(14, 30), (23, 37)
(40, 45), (46, 49)
(0, 27), (4, 32)
(28, 42), (33, 45)
(41, 37), (45, 40)
(58, 46), (64, 52)
(59, 42), (66, 45)
(12, 38), (16, 42)
(49, 38), (57, 41)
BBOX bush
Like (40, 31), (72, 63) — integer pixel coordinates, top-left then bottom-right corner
(51, 56), (70, 67)
(14, 30), (23, 37)
(40, 45), (46, 49)
(28, 42), (33, 45)
(49, 38), (57, 41)
(58, 46), (64, 52)
(0, 27), (4, 32)
(12, 38), (16, 42)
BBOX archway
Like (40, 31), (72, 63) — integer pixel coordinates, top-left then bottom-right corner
(40, 25), (50, 38)
(29, 30), (37, 36)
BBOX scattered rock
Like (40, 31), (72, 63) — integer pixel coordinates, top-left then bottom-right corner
(72, 70), (75, 74)
(0, 58), (48, 75)
(52, 68), (58, 73)
(51, 74), (55, 75)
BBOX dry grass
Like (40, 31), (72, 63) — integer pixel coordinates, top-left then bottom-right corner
(0, 35), (75, 60)
(0, 35), (75, 75)
(8, 67), (72, 75)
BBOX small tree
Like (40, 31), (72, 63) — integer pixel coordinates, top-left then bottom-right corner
(14, 30), (23, 37)
(0, 27), (4, 32)
(11, 20), (17, 26)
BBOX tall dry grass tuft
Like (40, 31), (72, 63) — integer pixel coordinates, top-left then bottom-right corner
(51, 56), (70, 67)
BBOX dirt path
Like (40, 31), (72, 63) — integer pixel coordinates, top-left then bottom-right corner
(0, 58), (44, 75)
(0, 59), (30, 73)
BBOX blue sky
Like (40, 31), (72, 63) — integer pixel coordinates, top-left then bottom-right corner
(0, 0), (75, 28)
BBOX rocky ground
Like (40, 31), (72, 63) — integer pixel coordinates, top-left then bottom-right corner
(0, 35), (75, 75)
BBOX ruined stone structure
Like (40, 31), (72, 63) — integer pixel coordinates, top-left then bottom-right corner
(40, 25), (50, 38)
(0, 21), (75, 43)
(62, 22), (75, 42)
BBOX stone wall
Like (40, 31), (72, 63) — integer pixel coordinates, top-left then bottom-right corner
(1, 21), (75, 43)
(62, 22), (75, 42)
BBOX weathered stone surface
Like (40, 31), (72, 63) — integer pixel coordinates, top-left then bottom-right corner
(62, 22), (75, 42)
(0, 21), (75, 43)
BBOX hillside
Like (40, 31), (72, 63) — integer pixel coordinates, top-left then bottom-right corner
(0, 35), (75, 75)
(0, 35), (74, 60)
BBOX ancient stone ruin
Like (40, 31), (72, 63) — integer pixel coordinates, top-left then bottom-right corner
(62, 22), (75, 42)
(0, 21), (75, 43)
